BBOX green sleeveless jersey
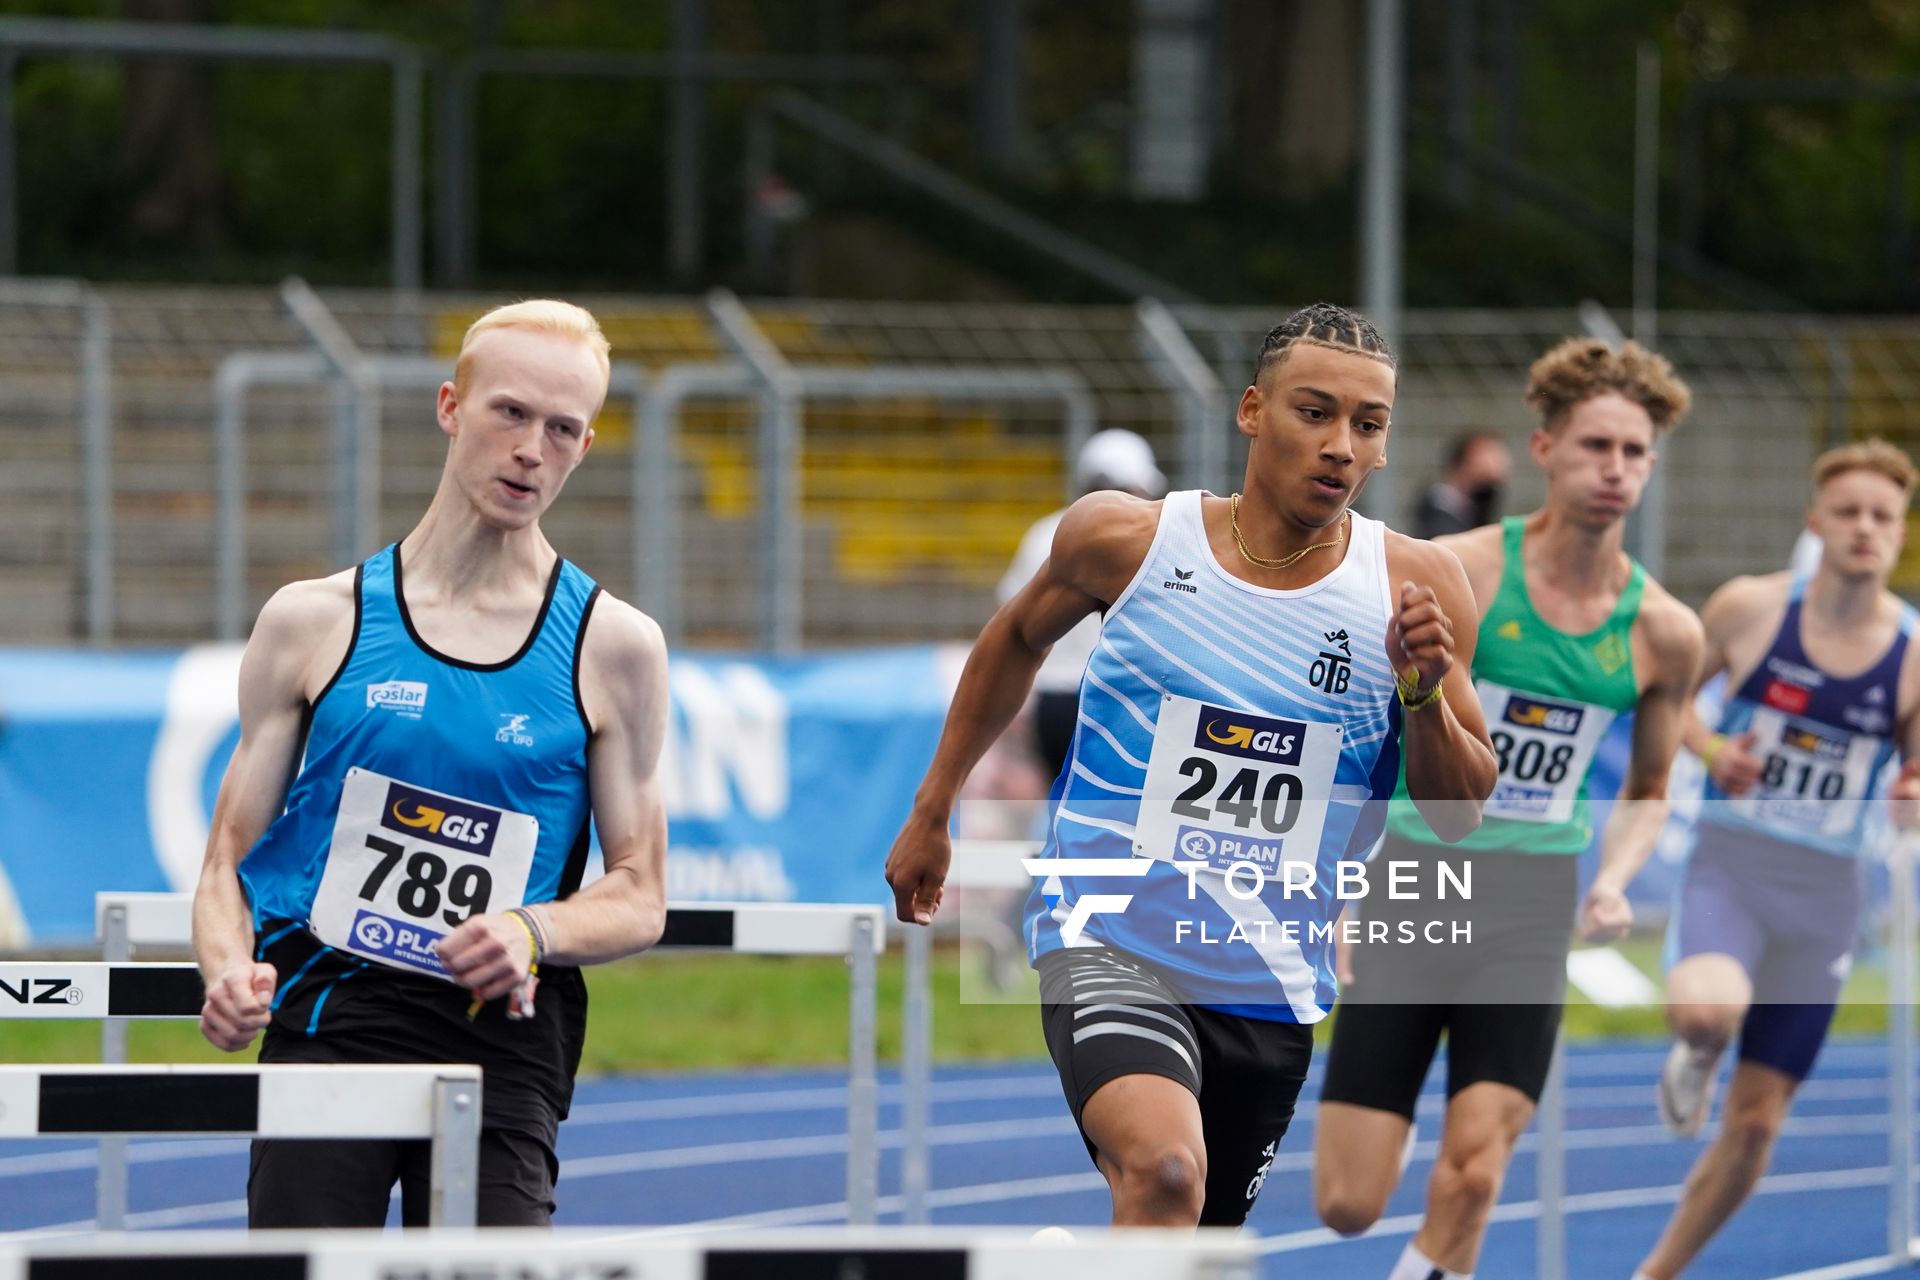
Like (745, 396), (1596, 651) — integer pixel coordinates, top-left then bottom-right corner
(1385, 516), (1644, 855)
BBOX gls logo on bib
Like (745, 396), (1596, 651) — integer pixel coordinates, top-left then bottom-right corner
(1503, 695), (1584, 736)
(1195, 707), (1305, 765)
(380, 781), (500, 855)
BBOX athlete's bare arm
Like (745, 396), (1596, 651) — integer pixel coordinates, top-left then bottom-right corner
(885, 491), (1159, 924)
(1382, 532), (1498, 842)
(436, 597), (670, 997)
(1429, 522), (1505, 607)
(1889, 616), (1920, 827)
(192, 572), (356, 1052)
(1686, 574), (1788, 797)
(1581, 586), (1705, 941)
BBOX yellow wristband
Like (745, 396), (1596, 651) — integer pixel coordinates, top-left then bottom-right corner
(1700, 733), (1728, 772)
(506, 909), (542, 971)
(1398, 677), (1445, 710)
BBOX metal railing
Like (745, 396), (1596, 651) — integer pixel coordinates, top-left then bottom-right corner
(9, 284), (1920, 646)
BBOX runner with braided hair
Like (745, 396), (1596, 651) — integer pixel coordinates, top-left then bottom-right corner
(887, 302), (1496, 1227)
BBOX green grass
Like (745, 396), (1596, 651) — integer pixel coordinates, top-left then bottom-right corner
(7, 937), (1898, 1073)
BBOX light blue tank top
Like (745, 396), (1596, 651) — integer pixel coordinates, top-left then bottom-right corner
(240, 544), (600, 977)
(1023, 491), (1403, 1023)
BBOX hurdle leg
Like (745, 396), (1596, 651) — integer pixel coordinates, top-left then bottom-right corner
(847, 914), (879, 1225)
(1891, 836), (1916, 1262)
(1535, 1031), (1567, 1280)
(96, 903), (130, 1231)
(901, 922), (932, 1225)
(428, 1072), (481, 1228)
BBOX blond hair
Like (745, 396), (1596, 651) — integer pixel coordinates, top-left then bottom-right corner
(1523, 338), (1692, 434)
(454, 299), (611, 396)
(1813, 438), (1917, 498)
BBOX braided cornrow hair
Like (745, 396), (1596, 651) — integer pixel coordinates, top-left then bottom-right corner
(1254, 303), (1397, 384)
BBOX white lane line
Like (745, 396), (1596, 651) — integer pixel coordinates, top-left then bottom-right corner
(0, 1138), (249, 1179)
(9, 1197), (249, 1237)
(1258, 1164), (1905, 1254)
(567, 1075), (1066, 1125)
(561, 1114), (1080, 1180)
(0, 1084), (1896, 1185)
(1762, 1250), (1917, 1280)
(595, 1170), (1115, 1238)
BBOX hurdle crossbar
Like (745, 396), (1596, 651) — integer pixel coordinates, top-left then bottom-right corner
(89, 892), (885, 1229)
(0, 1226), (1258, 1280)
(0, 1064), (480, 1227)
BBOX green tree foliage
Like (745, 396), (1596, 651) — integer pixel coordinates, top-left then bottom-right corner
(2, 0), (1918, 305)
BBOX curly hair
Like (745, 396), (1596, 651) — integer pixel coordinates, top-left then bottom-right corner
(1813, 439), (1916, 498)
(1255, 302), (1397, 383)
(1523, 338), (1692, 434)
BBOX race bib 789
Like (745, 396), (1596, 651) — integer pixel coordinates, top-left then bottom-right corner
(309, 768), (539, 979)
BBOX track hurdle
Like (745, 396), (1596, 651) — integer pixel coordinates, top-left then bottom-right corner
(0, 1062), (480, 1227)
(90, 892), (886, 1228)
(899, 839), (1039, 1225)
(0, 1226), (1258, 1280)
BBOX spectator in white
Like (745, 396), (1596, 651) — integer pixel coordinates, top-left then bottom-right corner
(997, 429), (1168, 779)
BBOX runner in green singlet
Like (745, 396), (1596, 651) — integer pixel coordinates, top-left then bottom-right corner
(1311, 338), (1705, 1280)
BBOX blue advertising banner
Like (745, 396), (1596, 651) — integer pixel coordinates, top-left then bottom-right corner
(0, 644), (956, 944)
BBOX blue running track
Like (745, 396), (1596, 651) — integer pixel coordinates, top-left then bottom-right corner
(0, 1039), (1910, 1278)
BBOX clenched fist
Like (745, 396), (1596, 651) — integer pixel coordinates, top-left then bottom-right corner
(200, 962), (277, 1052)
(1387, 581), (1455, 696)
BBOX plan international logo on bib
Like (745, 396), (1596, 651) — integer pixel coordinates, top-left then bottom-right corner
(366, 680), (428, 718)
(380, 781), (501, 855)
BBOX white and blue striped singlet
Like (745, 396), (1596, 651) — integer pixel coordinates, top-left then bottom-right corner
(1023, 490), (1404, 1023)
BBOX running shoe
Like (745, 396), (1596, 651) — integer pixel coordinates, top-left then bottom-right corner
(1657, 1040), (1720, 1138)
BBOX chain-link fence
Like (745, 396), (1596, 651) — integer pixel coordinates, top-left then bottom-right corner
(4, 286), (1918, 647)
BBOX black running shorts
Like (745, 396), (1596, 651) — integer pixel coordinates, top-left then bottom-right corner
(1037, 946), (1314, 1227)
(1319, 838), (1577, 1119)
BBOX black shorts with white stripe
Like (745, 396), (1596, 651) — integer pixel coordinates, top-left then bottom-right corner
(1037, 946), (1313, 1226)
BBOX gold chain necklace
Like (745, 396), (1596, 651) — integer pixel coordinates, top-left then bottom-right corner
(1229, 494), (1347, 570)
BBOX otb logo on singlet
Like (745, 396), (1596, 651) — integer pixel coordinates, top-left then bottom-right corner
(366, 680), (428, 718)
(1310, 629), (1353, 694)
(1194, 706), (1305, 765)
(1503, 696), (1584, 736)
(379, 781), (499, 855)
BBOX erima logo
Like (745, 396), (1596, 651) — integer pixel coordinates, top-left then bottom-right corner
(1195, 705), (1305, 765)
(379, 781), (499, 855)
(1504, 696), (1584, 736)
(0, 976), (81, 1005)
(367, 681), (428, 716)
(495, 712), (534, 747)
(1162, 566), (1198, 594)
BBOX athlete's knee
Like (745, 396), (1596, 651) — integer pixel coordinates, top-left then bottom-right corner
(1718, 1092), (1786, 1165)
(1315, 1175), (1389, 1237)
(1430, 1142), (1509, 1218)
(1669, 1002), (1739, 1050)
(1114, 1145), (1206, 1222)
